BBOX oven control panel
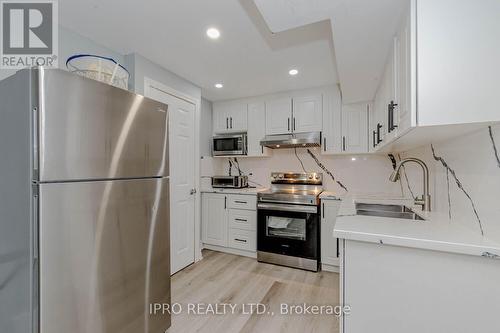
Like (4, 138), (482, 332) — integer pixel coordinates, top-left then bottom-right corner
(270, 172), (323, 185)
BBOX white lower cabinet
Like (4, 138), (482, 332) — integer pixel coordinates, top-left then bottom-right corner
(321, 198), (341, 270)
(201, 193), (227, 247)
(228, 208), (256, 231)
(228, 228), (256, 252)
(202, 192), (257, 255)
(340, 239), (500, 333)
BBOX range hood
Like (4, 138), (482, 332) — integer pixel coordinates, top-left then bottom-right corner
(260, 132), (321, 149)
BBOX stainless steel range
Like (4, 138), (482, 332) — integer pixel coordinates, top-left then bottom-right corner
(257, 172), (323, 271)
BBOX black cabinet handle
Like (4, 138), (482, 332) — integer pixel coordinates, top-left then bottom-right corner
(230, 117), (233, 129)
(388, 101), (398, 133)
(323, 137), (326, 151)
(293, 118), (296, 131)
(287, 118), (290, 131)
(376, 123), (382, 144)
(235, 218), (248, 222)
(322, 202), (325, 218)
(342, 136), (346, 151)
(224, 196), (227, 209)
(336, 238), (340, 257)
(234, 238), (247, 243)
(372, 130), (376, 148)
(234, 200), (247, 204)
(226, 118), (228, 129)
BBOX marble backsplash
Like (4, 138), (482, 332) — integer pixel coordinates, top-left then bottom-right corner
(203, 148), (404, 196)
(400, 124), (500, 242)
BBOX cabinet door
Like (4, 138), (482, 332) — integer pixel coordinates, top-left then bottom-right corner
(384, 38), (398, 143)
(369, 91), (380, 152)
(227, 103), (248, 132)
(213, 103), (229, 134)
(321, 199), (341, 266)
(292, 94), (323, 133)
(247, 102), (271, 157)
(265, 98), (292, 135)
(213, 102), (248, 134)
(341, 103), (368, 153)
(397, 9), (412, 135)
(322, 86), (342, 155)
(202, 193), (227, 246)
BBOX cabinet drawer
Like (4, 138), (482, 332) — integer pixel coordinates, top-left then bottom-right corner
(228, 209), (256, 231)
(228, 228), (256, 252)
(227, 194), (256, 210)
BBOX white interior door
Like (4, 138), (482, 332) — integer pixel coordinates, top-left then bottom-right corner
(145, 81), (196, 275)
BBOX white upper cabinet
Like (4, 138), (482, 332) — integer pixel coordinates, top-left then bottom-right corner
(396, 10), (412, 136)
(247, 102), (271, 157)
(372, 0), (500, 152)
(213, 101), (248, 134)
(265, 93), (323, 135)
(417, 0), (500, 126)
(322, 86), (342, 154)
(341, 103), (369, 153)
(292, 94), (323, 133)
(265, 98), (293, 135)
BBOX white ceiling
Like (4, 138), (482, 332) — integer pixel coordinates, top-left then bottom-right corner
(58, 0), (338, 101)
(254, 0), (409, 103)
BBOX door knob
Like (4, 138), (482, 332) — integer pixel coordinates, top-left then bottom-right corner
(190, 188), (197, 195)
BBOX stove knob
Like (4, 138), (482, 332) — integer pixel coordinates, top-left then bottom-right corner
(308, 175), (313, 179)
(278, 174), (284, 179)
(315, 175), (320, 180)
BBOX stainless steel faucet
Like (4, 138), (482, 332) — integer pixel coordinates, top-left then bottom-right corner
(389, 158), (431, 211)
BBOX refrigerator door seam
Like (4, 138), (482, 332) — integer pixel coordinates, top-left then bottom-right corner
(38, 175), (169, 184)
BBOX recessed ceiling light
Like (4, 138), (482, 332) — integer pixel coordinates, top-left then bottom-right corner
(215, 83), (223, 89)
(289, 69), (299, 76)
(206, 28), (220, 39)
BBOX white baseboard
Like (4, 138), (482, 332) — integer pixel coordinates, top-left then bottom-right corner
(202, 244), (257, 259)
(322, 263), (340, 273)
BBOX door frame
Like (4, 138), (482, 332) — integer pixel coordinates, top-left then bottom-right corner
(144, 77), (203, 263)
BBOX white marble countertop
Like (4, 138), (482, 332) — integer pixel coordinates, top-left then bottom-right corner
(201, 187), (267, 195)
(333, 193), (500, 258)
(319, 191), (340, 200)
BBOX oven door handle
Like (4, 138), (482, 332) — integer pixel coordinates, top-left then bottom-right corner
(257, 203), (317, 213)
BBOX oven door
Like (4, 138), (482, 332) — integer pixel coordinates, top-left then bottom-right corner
(257, 203), (319, 259)
(213, 135), (246, 156)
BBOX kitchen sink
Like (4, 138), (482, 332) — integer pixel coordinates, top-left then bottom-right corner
(355, 203), (425, 221)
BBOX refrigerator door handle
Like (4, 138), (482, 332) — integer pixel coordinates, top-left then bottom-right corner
(32, 106), (39, 178)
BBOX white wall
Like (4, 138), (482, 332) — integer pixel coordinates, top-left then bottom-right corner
(125, 53), (201, 100)
(400, 124), (500, 242)
(200, 98), (213, 157)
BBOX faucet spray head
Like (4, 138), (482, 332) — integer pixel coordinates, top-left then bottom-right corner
(389, 170), (400, 182)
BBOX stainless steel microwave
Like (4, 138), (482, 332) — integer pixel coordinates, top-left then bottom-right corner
(212, 133), (247, 156)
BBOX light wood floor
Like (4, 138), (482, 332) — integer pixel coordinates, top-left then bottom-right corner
(167, 250), (340, 333)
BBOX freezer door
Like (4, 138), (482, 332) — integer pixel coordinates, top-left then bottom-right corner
(38, 178), (170, 333)
(36, 68), (168, 182)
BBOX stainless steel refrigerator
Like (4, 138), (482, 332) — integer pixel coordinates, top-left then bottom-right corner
(0, 68), (171, 333)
